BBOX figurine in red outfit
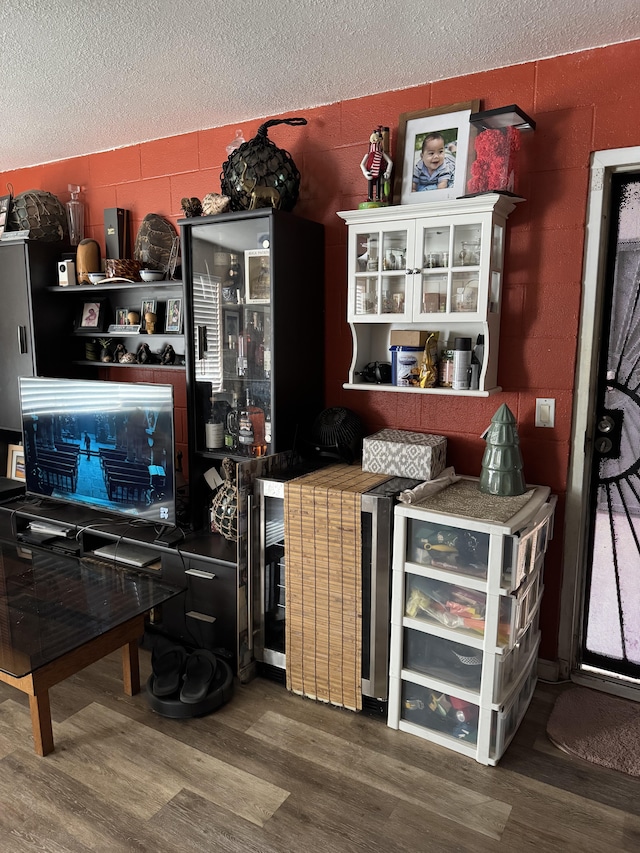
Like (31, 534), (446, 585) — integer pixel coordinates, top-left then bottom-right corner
(360, 126), (393, 204)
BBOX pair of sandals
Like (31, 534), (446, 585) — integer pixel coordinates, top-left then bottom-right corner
(151, 641), (218, 704)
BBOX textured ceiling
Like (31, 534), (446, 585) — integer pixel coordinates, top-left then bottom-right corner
(1, 0), (639, 171)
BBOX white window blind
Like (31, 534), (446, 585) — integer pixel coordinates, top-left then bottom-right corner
(192, 273), (223, 391)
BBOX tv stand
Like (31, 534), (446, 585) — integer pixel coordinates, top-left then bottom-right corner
(0, 495), (240, 671)
(153, 525), (186, 547)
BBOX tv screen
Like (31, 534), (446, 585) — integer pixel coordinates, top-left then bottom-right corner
(18, 376), (176, 527)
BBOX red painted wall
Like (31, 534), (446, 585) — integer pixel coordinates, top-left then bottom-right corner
(3, 40), (640, 661)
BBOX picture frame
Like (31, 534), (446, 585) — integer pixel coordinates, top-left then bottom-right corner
(245, 248), (270, 303)
(141, 298), (157, 332)
(394, 100), (480, 206)
(165, 297), (183, 333)
(115, 307), (129, 326)
(0, 193), (10, 239)
(224, 309), (240, 348)
(77, 298), (108, 331)
(6, 444), (25, 482)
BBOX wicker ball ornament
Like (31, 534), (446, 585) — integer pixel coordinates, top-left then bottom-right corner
(210, 457), (238, 541)
(220, 117), (307, 212)
(7, 190), (69, 241)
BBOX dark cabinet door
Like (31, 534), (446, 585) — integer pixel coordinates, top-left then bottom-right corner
(0, 240), (69, 433)
(0, 243), (35, 431)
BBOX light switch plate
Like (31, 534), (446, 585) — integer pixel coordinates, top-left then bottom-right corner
(535, 397), (555, 428)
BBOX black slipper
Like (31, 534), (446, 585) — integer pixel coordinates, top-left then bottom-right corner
(180, 649), (218, 704)
(151, 643), (187, 697)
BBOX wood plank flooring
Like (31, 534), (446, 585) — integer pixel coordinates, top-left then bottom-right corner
(0, 648), (639, 852)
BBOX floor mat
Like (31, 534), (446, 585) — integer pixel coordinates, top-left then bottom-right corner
(547, 686), (640, 777)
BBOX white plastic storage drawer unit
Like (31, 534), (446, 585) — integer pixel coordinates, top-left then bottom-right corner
(388, 477), (555, 765)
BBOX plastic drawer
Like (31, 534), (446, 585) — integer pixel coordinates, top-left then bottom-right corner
(404, 568), (542, 649)
(504, 496), (557, 589)
(490, 611), (540, 703)
(407, 517), (490, 581)
(490, 662), (538, 763)
(400, 681), (480, 746)
(401, 628), (483, 692)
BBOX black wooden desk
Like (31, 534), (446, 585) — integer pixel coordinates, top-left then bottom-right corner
(0, 540), (183, 755)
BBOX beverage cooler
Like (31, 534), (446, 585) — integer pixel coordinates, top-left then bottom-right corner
(251, 472), (421, 710)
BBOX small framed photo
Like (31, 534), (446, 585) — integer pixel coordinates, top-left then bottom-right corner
(141, 298), (157, 332)
(165, 297), (183, 332)
(245, 248), (270, 303)
(6, 443), (25, 481)
(115, 307), (129, 326)
(77, 298), (108, 331)
(394, 100), (479, 205)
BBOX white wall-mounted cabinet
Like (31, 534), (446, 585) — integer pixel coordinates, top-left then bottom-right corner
(387, 477), (556, 765)
(337, 194), (522, 396)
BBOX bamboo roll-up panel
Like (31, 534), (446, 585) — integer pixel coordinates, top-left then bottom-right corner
(284, 464), (389, 710)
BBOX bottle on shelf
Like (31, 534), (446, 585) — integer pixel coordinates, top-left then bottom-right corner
(248, 311), (264, 378)
(237, 333), (248, 376)
(237, 389), (266, 457)
(225, 392), (239, 451)
(452, 337), (472, 391)
(438, 338), (454, 388)
(205, 396), (225, 449)
(222, 253), (243, 304)
(66, 184), (85, 246)
(263, 311), (272, 379)
(265, 410), (272, 447)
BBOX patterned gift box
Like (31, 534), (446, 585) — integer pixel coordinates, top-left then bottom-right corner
(362, 429), (447, 480)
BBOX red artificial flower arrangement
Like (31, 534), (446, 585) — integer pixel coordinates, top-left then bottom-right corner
(467, 126), (521, 194)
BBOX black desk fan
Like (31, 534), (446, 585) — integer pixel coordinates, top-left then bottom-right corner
(309, 407), (364, 465)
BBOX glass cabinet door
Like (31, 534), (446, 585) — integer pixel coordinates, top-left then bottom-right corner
(350, 225), (411, 320)
(189, 219), (272, 458)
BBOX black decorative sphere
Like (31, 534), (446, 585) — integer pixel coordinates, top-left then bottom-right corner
(220, 117), (306, 212)
(7, 190), (68, 241)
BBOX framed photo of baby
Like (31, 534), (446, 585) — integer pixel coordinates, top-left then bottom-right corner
(394, 100), (479, 206)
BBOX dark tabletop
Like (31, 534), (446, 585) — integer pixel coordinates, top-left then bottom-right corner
(0, 540), (183, 678)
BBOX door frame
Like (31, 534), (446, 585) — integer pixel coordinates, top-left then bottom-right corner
(559, 145), (640, 698)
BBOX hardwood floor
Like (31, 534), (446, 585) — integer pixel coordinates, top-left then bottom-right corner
(1, 648), (639, 852)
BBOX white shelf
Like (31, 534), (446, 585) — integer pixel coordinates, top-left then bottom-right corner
(338, 195), (521, 395)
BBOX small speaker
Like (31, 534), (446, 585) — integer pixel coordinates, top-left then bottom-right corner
(58, 260), (75, 286)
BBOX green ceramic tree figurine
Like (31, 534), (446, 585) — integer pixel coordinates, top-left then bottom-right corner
(479, 403), (526, 496)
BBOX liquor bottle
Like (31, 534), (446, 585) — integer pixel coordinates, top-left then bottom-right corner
(237, 334), (248, 376)
(222, 252), (243, 304)
(205, 396), (224, 449)
(238, 389), (266, 456)
(265, 410), (272, 447)
(249, 311), (264, 377)
(225, 393), (239, 451)
(263, 311), (272, 379)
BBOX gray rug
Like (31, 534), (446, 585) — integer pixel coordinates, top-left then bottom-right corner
(547, 686), (640, 777)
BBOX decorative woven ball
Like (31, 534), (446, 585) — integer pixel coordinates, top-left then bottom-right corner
(7, 190), (68, 241)
(210, 457), (238, 541)
(220, 117), (307, 212)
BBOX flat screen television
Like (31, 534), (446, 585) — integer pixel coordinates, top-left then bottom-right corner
(18, 376), (177, 527)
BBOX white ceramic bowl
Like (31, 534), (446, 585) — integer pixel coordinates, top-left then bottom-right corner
(87, 272), (106, 284)
(140, 269), (165, 282)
